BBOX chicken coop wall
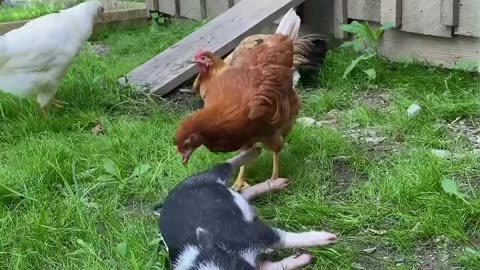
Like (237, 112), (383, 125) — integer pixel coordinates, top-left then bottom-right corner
(150, 0), (479, 69)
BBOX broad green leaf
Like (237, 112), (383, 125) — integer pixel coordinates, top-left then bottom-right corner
(340, 41), (355, 48)
(380, 21), (395, 31)
(131, 164), (151, 177)
(343, 54), (374, 79)
(116, 242), (127, 257)
(103, 158), (121, 179)
(441, 178), (464, 198)
(363, 69), (377, 80)
(340, 21), (370, 38)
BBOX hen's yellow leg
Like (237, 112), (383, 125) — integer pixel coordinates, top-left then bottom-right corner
(231, 165), (251, 191)
(271, 151), (280, 180)
(52, 98), (66, 108)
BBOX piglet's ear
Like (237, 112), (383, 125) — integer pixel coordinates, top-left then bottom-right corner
(196, 227), (213, 248)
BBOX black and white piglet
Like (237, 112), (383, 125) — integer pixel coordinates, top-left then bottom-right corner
(156, 147), (337, 270)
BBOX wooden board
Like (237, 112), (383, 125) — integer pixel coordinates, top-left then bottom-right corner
(347, 0), (381, 22)
(440, 0), (459, 26)
(158, 0), (179, 16)
(379, 27), (480, 67)
(401, 0), (453, 37)
(455, 0), (480, 37)
(125, 0), (304, 95)
(0, 1), (147, 35)
(206, 0), (234, 18)
(179, 0), (205, 21)
(334, 0), (348, 39)
(380, 0), (402, 27)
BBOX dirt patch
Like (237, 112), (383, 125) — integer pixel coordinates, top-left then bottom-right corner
(332, 157), (368, 193)
(162, 90), (203, 111)
(342, 126), (404, 161)
(351, 241), (405, 270)
(90, 43), (110, 57)
(448, 117), (480, 150)
(415, 236), (463, 270)
(354, 91), (393, 111)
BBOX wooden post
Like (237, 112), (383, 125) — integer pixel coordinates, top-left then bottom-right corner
(381, 0), (402, 27)
(440, 0), (460, 26)
(146, 0), (159, 11)
(333, 0), (347, 39)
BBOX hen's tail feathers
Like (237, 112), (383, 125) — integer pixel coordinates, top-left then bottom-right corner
(226, 147), (261, 171)
(293, 34), (329, 71)
(276, 8), (301, 41)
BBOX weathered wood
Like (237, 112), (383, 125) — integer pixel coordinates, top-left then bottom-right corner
(206, 0), (231, 18)
(126, 0), (304, 96)
(455, 0), (480, 37)
(179, 0), (206, 21)
(158, 0), (179, 16)
(380, 0), (402, 27)
(301, 0), (335, 38)
(440, 0), (459, 26)
(401, 0), (452, 37)
(334, 0), (348, 39)
(146, 0), (159, 11)
(347, 0), (381, 22)
(0, 1), (147, 35)
(379, 26), (480, 67)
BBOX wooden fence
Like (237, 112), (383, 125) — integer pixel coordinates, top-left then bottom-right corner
(149, 0), (480, 68)
(0, 1), (148, 35)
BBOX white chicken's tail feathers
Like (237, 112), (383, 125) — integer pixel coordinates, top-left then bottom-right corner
(275, 8), (301, 41)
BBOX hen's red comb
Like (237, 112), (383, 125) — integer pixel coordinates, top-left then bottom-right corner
(194, 49), (206, 58)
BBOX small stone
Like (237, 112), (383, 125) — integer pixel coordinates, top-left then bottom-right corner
(351, 263), (366, 270)
(407, 103), (422, 118)
(394, 257), (405, 264)
(361, 247), (377, 254)
(297, 117), (317, 127)
(365, 137), (387, 144)
(118, 77), (127, 86)
(471, 149), (480, 156)
(431, 149), (453, 159)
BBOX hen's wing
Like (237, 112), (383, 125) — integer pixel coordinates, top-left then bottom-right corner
(0, 14), (82, 73)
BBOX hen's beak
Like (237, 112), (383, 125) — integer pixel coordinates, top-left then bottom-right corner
(181, 150), (192, 166)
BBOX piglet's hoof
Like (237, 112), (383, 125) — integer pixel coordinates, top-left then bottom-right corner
(267, 178), (289, 191)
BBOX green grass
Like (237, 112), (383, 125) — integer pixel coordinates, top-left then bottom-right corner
(0, 0), (145, 23)
(1, 20), (480, 269)
(0, 0), (76, 23)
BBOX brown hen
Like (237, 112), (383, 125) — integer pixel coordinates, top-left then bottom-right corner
(176, 9), (303, 191)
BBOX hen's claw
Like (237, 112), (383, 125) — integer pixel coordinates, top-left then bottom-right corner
(231, 179), (250, 191)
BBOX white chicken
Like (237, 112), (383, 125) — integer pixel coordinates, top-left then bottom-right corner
(0, 0), (104, 114)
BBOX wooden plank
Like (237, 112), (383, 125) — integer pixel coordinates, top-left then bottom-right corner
(379, 26), (480, 67)
(401, 0), (452, 37)
(440, 0), (459, 26)
(301, 0), (335, 38)
(206, 0), (231, 18)
(347, 0), (381, 22)
(334, 0), (348, 39)
(146, 0), (159, 11)
(158, 0), (179, 16)
(380, 0), (402, 27)
(0, 2), (148, 35)
(455, 0), (480, 37)
(125, 0), (304, 95)
(179, 0), (206, 21)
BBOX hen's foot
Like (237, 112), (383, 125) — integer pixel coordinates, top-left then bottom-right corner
(231, 178), (251, 192)
(52, 98), (67, 108)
